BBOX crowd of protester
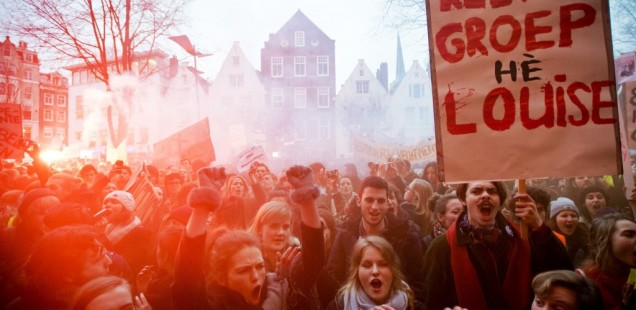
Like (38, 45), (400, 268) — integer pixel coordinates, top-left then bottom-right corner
(1, 147), (636, 310)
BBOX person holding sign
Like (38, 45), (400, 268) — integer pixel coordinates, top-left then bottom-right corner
(422, 181), (572, 310)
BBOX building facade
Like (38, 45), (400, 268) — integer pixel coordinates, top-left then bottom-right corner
(260, 10), (336, 166)
(38, 72), (69, 148)
(0, 36), (40, 142)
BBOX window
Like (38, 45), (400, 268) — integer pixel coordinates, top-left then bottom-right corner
(271, 57), (283, 77)
(271, 88), (283, 108)
(317, 87), (329, 108)
(318, 119), (330, 140)
(295, 31), (305, 47)
(52, 77), (60, 85)
(23, 86), (32, 99)
(229, 74), (244, 87)
(409, 84), (425, 98)
(317, 56), (329, 76)
(23, 127), (32, 140)
(44, 94), (53, 105)
(72, 72), (80, 85)
(232, 56), (240, 67)
(0, 82), (5, 95)
(25, 53), (33, 62)
(294, 57), (305, 76)
(23, 70), (32, 80)
(295, 120), (307, 140)
(3, 48), (10, 57)
(56, 95), (66, 106)
(43, 109), (53, 121)
(294, 88), (306, 108)
(56, 111), (66, 123)
(42, 126), (53, 138)
(356, 81), (369, 94)
(76, 96), (84, 118)
(22, 107), (31, 120)
(55, 128), (65, 141)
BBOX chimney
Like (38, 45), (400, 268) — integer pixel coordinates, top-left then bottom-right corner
(18, 41), (27, 49)
(169, 55), (178, 78)
(376, 62), (388, 91)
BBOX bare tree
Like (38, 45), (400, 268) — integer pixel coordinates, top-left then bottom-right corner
(611, 0), (636, 55)
(2, 0), (189, 147)
(382, 0), (426, 31)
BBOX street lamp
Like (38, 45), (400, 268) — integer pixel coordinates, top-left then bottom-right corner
(168, 35), (212, 119)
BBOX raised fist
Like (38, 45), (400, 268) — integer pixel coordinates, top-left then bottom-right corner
(187, 186), (221, 212)
(197, 166), (226, 189)
(286, 165), (314, 189)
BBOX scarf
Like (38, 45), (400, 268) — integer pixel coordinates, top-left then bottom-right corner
(446, 214), (531, 310)
(105, 216), (141, 245)
(344, 286), (408, 310)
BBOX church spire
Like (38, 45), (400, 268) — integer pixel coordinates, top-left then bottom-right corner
(396, 32), (405, 80)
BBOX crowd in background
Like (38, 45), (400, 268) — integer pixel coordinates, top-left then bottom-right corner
(1, 148), (636, 309)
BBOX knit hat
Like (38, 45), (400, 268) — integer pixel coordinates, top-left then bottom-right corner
(104, 190), (136, 211)
(18, 188), (58, 216)
(550, 197), (579, 219)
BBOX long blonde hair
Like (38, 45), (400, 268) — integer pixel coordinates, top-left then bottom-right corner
(407, 179), (433, 216)
(337, 236), (414, 308)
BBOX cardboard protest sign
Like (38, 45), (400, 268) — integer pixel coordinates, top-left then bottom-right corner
(124, 164), (163, 232)
(152, 118), (215, 168)
(427, 0), (621, 182)
(616, 52), (636, 85)
(623, 81), (636, 149)
(234, 145), (267, 172)
(351, 135), (437, 164)
(0, 104), (24, 160)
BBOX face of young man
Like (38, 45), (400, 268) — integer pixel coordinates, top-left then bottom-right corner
(463, 182), (501, 229)
(611, 219), (636, 268)
(103, 198), (130, 224)
(584, 192), (606, 219)
(358, 187), (388, 232)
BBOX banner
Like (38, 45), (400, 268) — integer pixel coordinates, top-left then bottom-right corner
(351, 135), (437, 164)
(233, 145), (267, 172)
(124, 164), (163, 232)
(0, 104), (23, 160)
(427, 0), (621, 182)
(616, 52), (636, 85)
(152, 118), (215, 169)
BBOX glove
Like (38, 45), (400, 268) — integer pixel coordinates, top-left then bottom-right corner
(197, 167), (226, 189)
(286, 165), (320, 203)
(187, 186), (221, 212)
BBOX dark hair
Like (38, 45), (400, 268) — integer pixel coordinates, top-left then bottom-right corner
(527, 186), (552, 222)
(430, 192), (459, 215)
(358, 176), (388, 197)
(590, 214), (634, 271)
(156, 226), (183, 271)
(579, 185), (610, 206)
(532, 270), (602, 310)
(70, 276), (131, 310)
(318, 208), (336, 248)
(79, 164), (97, 177)
(44, 202), (93, 230)
(25, 225), (102, 289)
(164, 172), (185, 185)
(456, 181), (508, 204)
(175, 182), (197, 207)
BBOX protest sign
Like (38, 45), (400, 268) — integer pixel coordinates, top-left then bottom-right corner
(616, 52), (636, 85)
(427, 0), (621, 182)
(152, 118), (215, 168)
(234, 145), (267, 172)
(623, 81), (636, 149)
(0, 104), (23, 160)
(124, 164), (163, 232)
(351, 135), (437, 164)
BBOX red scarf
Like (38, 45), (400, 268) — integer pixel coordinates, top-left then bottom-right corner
(446, 219), (532, 310)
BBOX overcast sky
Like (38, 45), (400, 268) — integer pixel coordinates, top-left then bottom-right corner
(161, 0), (428, 87)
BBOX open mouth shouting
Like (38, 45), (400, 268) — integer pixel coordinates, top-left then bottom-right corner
(250, 284), (262, 303)
(370, 278), (383, 290)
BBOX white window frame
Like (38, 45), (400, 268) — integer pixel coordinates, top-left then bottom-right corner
(42, 126), (53, 138)
(271, 88), (283, 108)
(23, 86), (32, 99)
(56, 111), (66, 123)
(23, 70), (32, 80)
(230, 74), (244, 87)
(295, 31), (305, 47)
(294, 56), (306, 77)
(271, 57), (283, 78)
(409, 84), (425, 98)
(56, 95), (66, 106)
(44, 94), (54, 105)
(294, 87), (306, 109)
(232, 56), (240, 67)
(317, 87), (329, 108)
(356, 81), (369, 94)
(43, 109), (53, 121)
(317, 56), (329, 76)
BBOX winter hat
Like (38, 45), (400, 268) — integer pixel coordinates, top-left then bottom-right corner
(550, 197), (579, 219)
(104, 190), (136, 212)
(18, 188), (58, 216)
